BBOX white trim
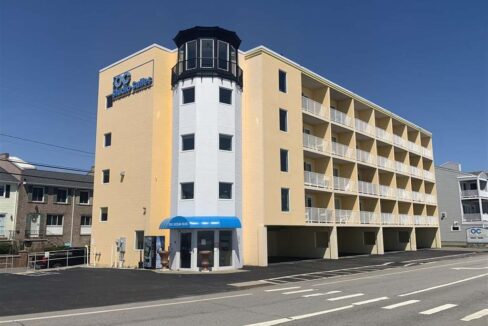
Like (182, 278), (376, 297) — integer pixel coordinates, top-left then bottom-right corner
(99, 44), (176, 72)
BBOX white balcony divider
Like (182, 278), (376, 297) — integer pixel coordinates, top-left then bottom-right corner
(332, 141), (355, 159)
(305, 207), (334, 224)
(360, 211), (378, 224)
(356, 148), (375, 165)
(355, 118), (374, 135)
(335, 209), (356, 224)
(414, 215), (423, 225)
(46, 225), (63, 236)
(425, 194), (437, 204)
(330, 108), (353, 127)
(379, 185), (396, 198)
(377, 156), (394, 170)
(304, 171), (329, 189)
(412, 191), (424, 202)
(410, 166), (422, 178)
(399, 214), (412, 225)
(303, 133), (328, 153)
(423, 170), (435, 180)
(80, 226), (92, 235)
(397, 189), (411, 201)
(395, 161), (409, 174)
(381, 213), (395, 225)
(358, 180), (378, 195)
(334, 176), (355, 192)
(375, 127), (392, 142)
(393, 134), (406, 148)
(302, 96), (327, 119)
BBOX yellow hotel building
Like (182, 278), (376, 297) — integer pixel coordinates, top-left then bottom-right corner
(91, 26), (440, 271)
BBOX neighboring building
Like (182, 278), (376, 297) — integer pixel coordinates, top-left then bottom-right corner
(0, 153), (94, 251)
(92, 26), (440, 271)
(0, 167), (19, 241)
(436, 162), (488, 246)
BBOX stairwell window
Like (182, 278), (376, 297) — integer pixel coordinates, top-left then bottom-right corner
(182, 134), (195, 151)
(219, 182), (233, 199)
(181, 182), (194, 200)
(279, 70), (287, 93)
(219, 134), (233, 151)
(102, 170), (110, 184)
(104, 133), (112, 147)
(280, 149), (288, 172)
(279, 109), (287, 131)
(219, 87), (232, 104)
(106, 95), (113, 109)
(281, 188), (290, 212)
(100, 207), (108, 222)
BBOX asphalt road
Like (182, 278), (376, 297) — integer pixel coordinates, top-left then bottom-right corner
(0, 251), (487, 325)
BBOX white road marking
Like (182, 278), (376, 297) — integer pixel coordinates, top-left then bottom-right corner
(398, 273), (488, 297)
(419, 304), (458, 315)
(401, 253), (473, 263)
(265, 286), (300, 292)
(244, 305), (353, 326)
(302, 290), (341, 298)
(352, 297), (389, 306)
(403, 263), (416, 267)
(282, 289), (315, 295)
(328, 293), (364, 301)
(382, 262), (394, 266)
(382, 300), (420, 309)
(452, 267), (488, 270)
(461, 308), (488, 321)
(0, 293), (253, 324)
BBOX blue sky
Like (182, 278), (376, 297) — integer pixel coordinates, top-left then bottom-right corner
(0, 0), (486, 172)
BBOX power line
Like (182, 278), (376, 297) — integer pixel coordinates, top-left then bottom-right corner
(0, 171), (94, 185)
(0, 158), (92, 174)
(0, 133), (95, 155)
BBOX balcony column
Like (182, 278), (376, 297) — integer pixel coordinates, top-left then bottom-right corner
(375, 227), (384, 255)
(329, 226), (339, 259)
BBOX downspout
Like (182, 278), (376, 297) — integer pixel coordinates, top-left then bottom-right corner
(70, 188), (76, 246)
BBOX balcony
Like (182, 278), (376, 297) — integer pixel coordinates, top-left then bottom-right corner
(423, 170), (435, 181)
(335, 209), (357, 224)
(305, 207), (334, 224)
(463, 213), (488, 223)
(355, 119), (375, 136)
(381, 213), (396, 225)
(379, 185), (396, 198)
(461, 189), (488, 198)
(377, 156), (394, 170)
(395, 161), (410, 175)
(356, 148), (376, 165)
(393, 135), (406, 148)
(410, 166), (423, 178)
(397, 189), (411, 201)
(358, 180), (378, 196)
(360, 211), (379, 224)
(414, 215), (438, 226)
(422, 147), (433, 158)
(330, 108), (353, 128)
(399, 214), (413, 225)
(303, 133), (329, 155)
(412, 191), (424, 202)
(304, 171), (330, 189)
(331, 141), (355, 160)
(425, 194), (437, 204)
(376, 127), (392, 143)
(408, 141), (421, 154)
(80, 225), (92, 236)
(333, 176), (356, 192)
(302, 97), (327, 120)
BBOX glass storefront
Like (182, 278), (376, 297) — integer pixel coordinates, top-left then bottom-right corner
(197, 231), (214, 268)
(219, 230), (232, 267)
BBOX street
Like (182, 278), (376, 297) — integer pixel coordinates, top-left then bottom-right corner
(0, 253), (486, 325)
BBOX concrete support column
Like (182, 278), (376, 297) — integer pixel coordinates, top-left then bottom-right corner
(329, 226), (339, 259)
(410, 227), (417, 251)
(257, 224), (268, 266)
(376, 227), (384, 255)
(433, 227), (442, 248)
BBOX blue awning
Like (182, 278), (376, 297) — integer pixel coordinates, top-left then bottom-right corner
(159, 216), (242, 229)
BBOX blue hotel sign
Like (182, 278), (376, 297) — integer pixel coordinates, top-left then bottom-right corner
(112, 71), (153, 100)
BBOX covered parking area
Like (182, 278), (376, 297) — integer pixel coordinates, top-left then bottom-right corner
(337, 227), (383, 257)
(415, 227), (441, 249)
(383, 227), (416, 252)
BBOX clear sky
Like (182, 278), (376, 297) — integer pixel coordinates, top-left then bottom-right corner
(0, 0), (486, 172)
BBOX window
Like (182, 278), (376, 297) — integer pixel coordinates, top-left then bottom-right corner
(200, 39), (214, 68)
(219, 182), (232, 199)
(218, 40), (229, 70)
(81, 215), (92, 226)
(279, 109), (287, 131)
(186, 40), (197, 70)
(304, 162), (312, 172)
(100, 207), (108, 222)
(219, 134), (232, 151)
(279, 70), (287, 93)
(281, 188), (289, 212)
(363, 232), (376, 245)
(104, 133), (112, 147)
(56, 188), (68, 203)
(182, 87), (195, 104)
(102, 169), (110, 184)
(46, 214), (63, 226)
(79, 191), (90, 205)
(135, 230), (144, 250)
(315, 232), (328, 248)
(182, 134), (195, 151)
(280, 149), (288, 172)
(219, 88), (232, 104)
(0, 185), (3, 197)
(181, 183), (194, 199)
(31, 186), (44, 202)
(106, 95), (113, 109)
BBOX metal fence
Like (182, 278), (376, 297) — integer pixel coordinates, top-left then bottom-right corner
(27, 248), (89, 270)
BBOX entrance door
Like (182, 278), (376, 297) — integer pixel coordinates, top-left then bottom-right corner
(197, 231), (214, 268)
(180, 232), (192, 268)
(0, 214), (5, 237)
(29, 214), (40, 238)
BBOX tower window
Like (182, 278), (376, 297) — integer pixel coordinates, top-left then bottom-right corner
(186, 40), (197, 70)
(279, 70), (287, 93)
(181, 183), (194, 199)
(280, 149), (288, 172)
(279, 109), (287, 131)
(182, 87), (195, 104)
(104, 133), (112, 147)
(281, 188), (290, 212)
(102, 169), (110, 184)
(218, 41), (229, 70)
(182, 134), (195, 151)
(219, 88), (232, 104)
(200, 39), (214, 68)
(219, 182), (233, 199)
(219, 134), (233, 151)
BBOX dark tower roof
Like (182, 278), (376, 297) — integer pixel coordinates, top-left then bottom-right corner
(173, 26), (241, 49)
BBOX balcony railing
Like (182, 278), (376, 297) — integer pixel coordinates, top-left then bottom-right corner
(408, 141), (421, 154)
(393, 135), (406, 148)
(414, 215), (438, 225)
(356, 148), (376, 165)
(461, 189), (488, 198)
(412, 191), (424, 202)
(332, 141), (355, 159)
(305, 207), (334, 224)
(303, 210), (419, 225)
(80, 225), (92, 236)
(303, 133), (329, 154)
(333, 176), (356, 192)
(302, 97), (327, 120)
(425, 194), (437, 204)
(377, 156), (394, 170)
(395, 161), (410, 174)
(358, 180), (378, 196)
(423, 170), (435, 181)
(422, 147), (433, 158)
(330, 108), (353, 127)
(397, 189), (411, 201)
(335, 209), (357, 224)
(399, 214), (412, 225)
(376, 127), (392, 143)
(463, 213), (488, 223)
(360, 211), (378, 224)
(355, 119), (375, 136)
(410, 166), (423, 178)
(304, 171), (330, 189)
(381, 213), (395, 225)
(379, 185), (396, 198)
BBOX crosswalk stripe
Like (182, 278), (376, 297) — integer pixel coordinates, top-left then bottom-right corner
(282, 289), (315, 295)
(328, 293), (364, 301)
(302, 291), (342, 298)
(460, 308), (488, 321)
(419, 304), (458, 315)
(265, 286), (300, 292)
(382, 300), (420, 309)
(353, 297), (389, 306)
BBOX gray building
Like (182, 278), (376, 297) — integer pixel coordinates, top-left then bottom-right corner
(436, 162), (487, 246)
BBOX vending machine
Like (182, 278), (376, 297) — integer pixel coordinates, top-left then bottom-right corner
(143, 236), (165, 269)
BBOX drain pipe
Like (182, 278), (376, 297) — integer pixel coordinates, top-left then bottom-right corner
(69, 188), (76, 246)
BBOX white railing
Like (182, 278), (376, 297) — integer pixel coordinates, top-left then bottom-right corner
(414, 215), (423, 225)
(80, 226), (92, 235)
(463, 213), (485, 222)
(427, 216), (438, 225)
(358, 180), (378, 196)
(393, 134), (406, 148)
(356, 148), (375, 165)
(412, 191), (424, 202)
(305, 207), (334, 224)
(45, 225), (63, 236)
(410, 166), (423, 178)
(303, 133), (328, 154)
(397, 189), (411, 201)
(377, 156), (394, 170)
(330, 108), (353, 127)
(335, 209), (356, 224)
(304, 171), (330, 189)
(399, 214), (412, 225)
(423, 170), (435, 180)
(381, 213), (395, 225)
(355, 119), (375, 136)
(425, 194), (437, 204)
(376, 127), (392, 142)
(461, 190), (488, 198)
(302, 96), (327, 119)
(422, 147), (432, 158)
(395, 161), (410, 174)
(408, 141), (421, 154)
(332, 141), (355, 159)
(379, 185), (396, 198)
(360, 211), (378, 224)
(334, 176), (356, 192)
